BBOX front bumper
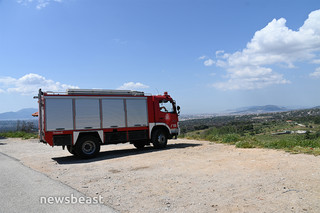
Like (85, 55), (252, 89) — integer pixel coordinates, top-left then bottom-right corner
(169, 128), (180, 139)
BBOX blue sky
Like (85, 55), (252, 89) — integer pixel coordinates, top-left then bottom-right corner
(0, 0), (320, 114)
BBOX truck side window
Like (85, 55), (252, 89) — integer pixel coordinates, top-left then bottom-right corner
(159, 100), (174, 113)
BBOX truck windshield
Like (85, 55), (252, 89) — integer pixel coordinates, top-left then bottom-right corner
(159, 100), (174, 113)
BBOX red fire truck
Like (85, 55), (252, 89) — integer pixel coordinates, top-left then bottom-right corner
(34, 89), (180, 158)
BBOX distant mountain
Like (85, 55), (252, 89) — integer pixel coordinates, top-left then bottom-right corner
(0, 108), (38, 120)
(227, 105), (290, 115)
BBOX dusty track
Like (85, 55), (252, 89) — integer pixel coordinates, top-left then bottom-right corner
(1, 138), (319, 212)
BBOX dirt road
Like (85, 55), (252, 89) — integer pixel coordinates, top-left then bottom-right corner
(1, 138), (319, 212)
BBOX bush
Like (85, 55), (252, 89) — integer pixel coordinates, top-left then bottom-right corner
(236, 141), (255, 148)
(222, 134), (241, 143)
(0, 131), (37, 139)
(205, 134), (220, 142)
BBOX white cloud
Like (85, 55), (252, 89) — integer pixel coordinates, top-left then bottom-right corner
(212, 66), (290, 90)
(204, 59), (215, 66)
(17, 0), (63, 9)
(198, 55), (207, 60)
(0, 73), (79, 95)
(210, 9), (320, 90)
(117, 82), (149, 90)
(312, 59), (320, 64)
(198, 55), (215, 66)
(310, 67), (320, 78)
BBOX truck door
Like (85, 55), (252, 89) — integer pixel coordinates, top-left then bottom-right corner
(155, 99), (178, 129)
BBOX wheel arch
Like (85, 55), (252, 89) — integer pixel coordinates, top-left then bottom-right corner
(151, 124), (170, 139)
(74, 131), (103, 145)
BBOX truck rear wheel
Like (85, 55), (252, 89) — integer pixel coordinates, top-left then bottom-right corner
(133, 141), (146, 150)
(152, 129), (168, 149)
(75, 136), (100, 159)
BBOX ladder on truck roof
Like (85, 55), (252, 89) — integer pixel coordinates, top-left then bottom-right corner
(66, 89), (145, 96)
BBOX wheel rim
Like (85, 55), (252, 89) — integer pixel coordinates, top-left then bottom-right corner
(157, 134), (166, 144)
(82, 140), (96, 155)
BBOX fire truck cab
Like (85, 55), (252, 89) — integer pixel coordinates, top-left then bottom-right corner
(35, 89), (180, 158)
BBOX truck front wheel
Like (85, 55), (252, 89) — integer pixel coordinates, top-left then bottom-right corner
(152, 129), (168, 149)
(75, 136), (100, 159)
(67, 145), (77, 156)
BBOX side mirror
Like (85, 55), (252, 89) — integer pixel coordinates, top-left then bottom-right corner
(177, 106), (180, 115)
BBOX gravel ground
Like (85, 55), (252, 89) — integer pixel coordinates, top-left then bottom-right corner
(0, 138), (320, 212)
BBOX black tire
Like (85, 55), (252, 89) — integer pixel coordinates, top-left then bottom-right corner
(133, 142), (145, 150)
(67, 145), (78, 156)
(152, 129), (168, 149)
(75, 136), (100, 159)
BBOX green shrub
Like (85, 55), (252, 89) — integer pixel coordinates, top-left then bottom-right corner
(205, 134), (220, 142)
(290, 146), (320, 155)
(221, 134), (241, 143)
(235, 141), (255, 148)
(0, 131), (37, 139)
